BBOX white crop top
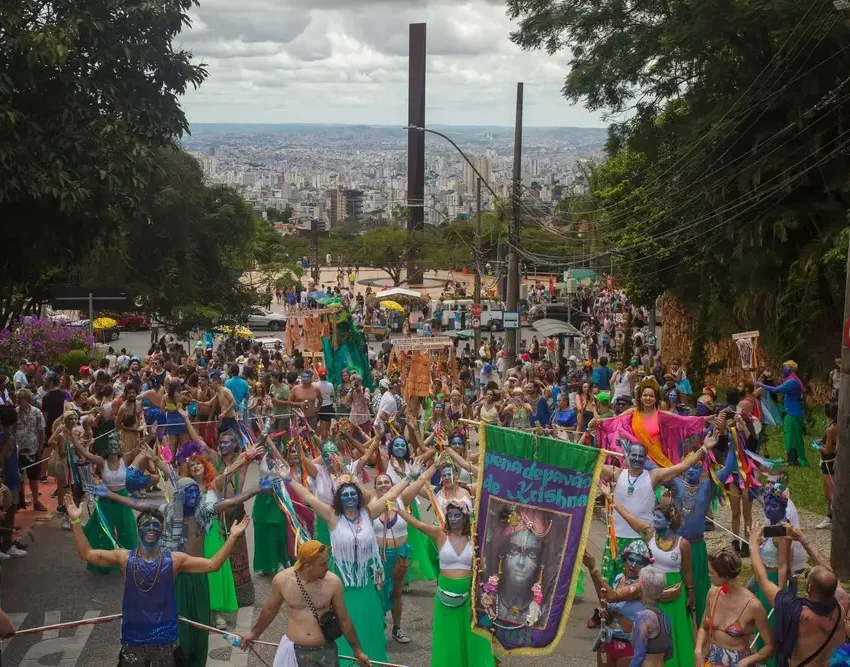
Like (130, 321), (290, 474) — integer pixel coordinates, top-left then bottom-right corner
(372, 500), (409, 539)
(102, 458), (127, 488)
(439, 538), (473, 571)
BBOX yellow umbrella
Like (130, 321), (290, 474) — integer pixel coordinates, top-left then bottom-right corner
(380, 300), (405, 313)
(93, 317), (118, 330)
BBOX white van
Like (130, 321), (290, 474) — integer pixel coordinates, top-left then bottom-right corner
(432, 299), (505, 331)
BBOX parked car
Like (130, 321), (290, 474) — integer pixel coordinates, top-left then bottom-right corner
(246, 307), (286, 331)
(85, 312), (151, 331)
(67, 320), (120, 343)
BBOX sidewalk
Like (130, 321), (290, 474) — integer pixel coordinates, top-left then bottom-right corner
(14, 477), (60, 544)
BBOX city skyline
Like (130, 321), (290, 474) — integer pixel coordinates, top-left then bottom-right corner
(177, 0), (607, 128)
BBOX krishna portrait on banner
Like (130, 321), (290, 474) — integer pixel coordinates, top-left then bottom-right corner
(478, 498), (571, 630)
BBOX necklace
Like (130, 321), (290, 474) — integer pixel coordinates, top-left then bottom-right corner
(626, 471), (641, 496)
(344, 511), (363, 534)
(681, 482), (700, 518)
(132, 549), (165, 593)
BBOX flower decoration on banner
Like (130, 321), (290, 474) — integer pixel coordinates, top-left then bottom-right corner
(526, 583), (544, 626)
(482, 575), (499, 619)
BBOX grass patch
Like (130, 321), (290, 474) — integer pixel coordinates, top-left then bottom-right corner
(760, 406), (828, 516)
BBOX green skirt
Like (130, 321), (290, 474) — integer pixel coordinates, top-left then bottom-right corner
(203, 518), (238, 613)
(252, 494), (291, 575)
(432, 575), (495, 667)
(175, 572), (210, 667)
(315, 515), (331, 546)
(783, 414), (808, 466)
(84, 490), (138, 574)
(659, 571), (695, 667)
(690, 540), (710, 627)
(406, 502), (437, 583)
(755, 570), (780, 667)
(601, 535), (638, 585)
(335, 583), (388, 663)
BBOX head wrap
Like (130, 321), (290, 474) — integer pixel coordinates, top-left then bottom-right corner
(294, 540), (328, 570)
(622, 539), (653, 564)
(321, 440), (340, 457)
(596, 391), (611, 405)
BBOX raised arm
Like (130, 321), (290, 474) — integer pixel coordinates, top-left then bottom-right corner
(651, 433), (716, 487)
(749, 524), (781, 606)
(399, 463), (438, 505)
(65, 496), (127, 569)
(74, 442), (105, 467)
(284, 469), (335, 524)
(394, 503), (443, 541)
(174, 515), (250, 574)
(213, 485), (263, 514)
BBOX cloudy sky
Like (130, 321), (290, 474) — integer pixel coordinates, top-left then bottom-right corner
(177, 0), (606, 127)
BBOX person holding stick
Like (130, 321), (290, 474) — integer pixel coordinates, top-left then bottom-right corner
(64, 495), (249, 667)
(242, 540), (371, 667)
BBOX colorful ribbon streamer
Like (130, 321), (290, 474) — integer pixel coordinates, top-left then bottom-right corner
(94, 498), (121, 549)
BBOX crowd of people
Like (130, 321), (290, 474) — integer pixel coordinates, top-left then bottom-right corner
(0, 281), (846, 667)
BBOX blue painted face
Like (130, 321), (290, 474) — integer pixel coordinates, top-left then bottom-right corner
(652, 510), (669, 531)
(627, 445), (647, 470)
(684, 463), (703, 486)
(391, 438), (408, 459)
(340, 486), (360, 509)
(782, 365), (793, 378)
(183, 482), (200, 509)
(764, 496), (786, 524)
(138, 518), (163, 546)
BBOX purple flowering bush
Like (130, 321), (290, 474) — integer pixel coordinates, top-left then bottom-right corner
(0, 317), (93, 373)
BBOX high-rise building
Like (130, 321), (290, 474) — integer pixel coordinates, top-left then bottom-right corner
(464, 156), (491, 192)
(344, 189), (364, 221)
(326, 187), (345, 223)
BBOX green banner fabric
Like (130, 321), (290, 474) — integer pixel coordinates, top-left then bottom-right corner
(472, 424), (604, 655)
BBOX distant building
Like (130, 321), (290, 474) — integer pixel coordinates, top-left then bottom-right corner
(344, 189), (363, 221)
(464, 156), (491, 193)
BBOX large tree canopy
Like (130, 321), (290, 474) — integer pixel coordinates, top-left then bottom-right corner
(508, 0), (850, 373)
(0, 0), (205, 326)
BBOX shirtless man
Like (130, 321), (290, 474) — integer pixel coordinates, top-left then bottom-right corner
(290, 371), (321, 429)
(242, 540), (370, 666)
(751, 522), (849, 666)
(202, 370), (237, 433)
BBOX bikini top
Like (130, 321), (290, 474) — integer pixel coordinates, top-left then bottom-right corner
(372, 500), (408, 539)
(439, 538), (472, 571)
(712, 597), (753, 638)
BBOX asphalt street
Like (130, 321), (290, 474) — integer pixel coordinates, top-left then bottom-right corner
(2, 462), (606, 667)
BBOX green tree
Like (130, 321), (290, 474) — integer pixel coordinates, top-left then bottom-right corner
(508, 0), (850, 374)
(0, 0), (206, 328)
(350, 228), (426, 286)
(82, 148), (259, 335)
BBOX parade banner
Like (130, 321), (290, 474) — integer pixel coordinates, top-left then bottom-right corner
(472, 424), (605, 655)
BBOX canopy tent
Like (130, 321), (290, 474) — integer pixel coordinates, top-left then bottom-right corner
(532, 318), (583, 338)
(374, 287), (428, 306)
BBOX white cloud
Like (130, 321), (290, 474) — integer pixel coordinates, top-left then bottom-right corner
(178, 0), (606, 127)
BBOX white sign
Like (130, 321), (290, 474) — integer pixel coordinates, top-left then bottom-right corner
(503, 312), (520, 329)
(732, 330), (760, 340)
(834, 0), (850, 10)
(472, 317), (481, 328)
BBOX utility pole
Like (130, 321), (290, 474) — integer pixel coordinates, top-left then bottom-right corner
(830, 0), (850, 580)
(310, 219), (320, 284)
(474, 177), (482, 352)
(831, 230), (850, 577)
(505, 83), (523, 369)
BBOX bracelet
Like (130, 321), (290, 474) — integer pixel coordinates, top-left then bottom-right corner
(72, 519), (82, 525)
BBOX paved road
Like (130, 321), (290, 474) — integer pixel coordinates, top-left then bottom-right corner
(2, 463), (606, 667)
